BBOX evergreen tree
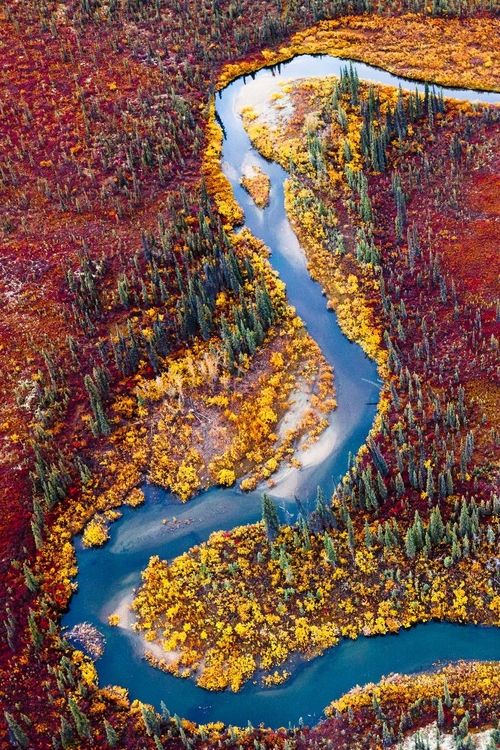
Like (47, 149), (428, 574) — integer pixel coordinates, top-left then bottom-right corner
(104, 719), (119, 747)
(369, 440), (388, 477)
(141, 704), (160, 737)
(412, 511), (424, 549)
(443, 679), (452, 707)
(459, 500), (472, 538)
(298, 513), (311, 551)
(314, 486), (336, 530)
(261, 494), (280, 541)
(323, 533), (337, 566)
(23, 562), (39, 593)
(376, 472), (388, 501)
(426, 465), (435, 500)
(359, 185), (373, 223)
(405, 526), (417, 559)
(68, 697), (91, 739)
(437, 697), (445, 727)
(364, 520), (374, 548)
(117, 273), (130, 307)
(31, 518), (43, 550)
(84, 374), (110, 436)
(28, 610), (42, 650)
(60, 716), (74, 749)
(429, 505), (445, 545)
(4, 712), (29, 749)
(395, 472), (405, 498)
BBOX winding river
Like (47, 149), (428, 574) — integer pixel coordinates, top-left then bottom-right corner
(63, 55), (500, 729)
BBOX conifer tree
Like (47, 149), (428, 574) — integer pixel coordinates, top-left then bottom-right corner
(104, 718), (119, 747)
(84, 374), (110, 436)
(346, 514), (355, 552)
(60, 716), (74, 749)
(23, 562), (39, 593)
(261, 494), (280, 541)
(141, 704), (160, 737)
(405, 526), (417, 559)
(323, 533), (337, 566)
(28, 610), (42, 650)
(315, 486), (336, 530)
(364, 521), (374, 548)
(443, 679), (452, 707)
(437, 698), (445, 727)
(68, 697), (91, 739)
(429, 506), (445, 545)
(412, 511), (424, 549)
(4, 712), (29, 749)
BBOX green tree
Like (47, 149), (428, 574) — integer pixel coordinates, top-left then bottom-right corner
(104, 719), (119, 747)
(437, 697), (444, 727)
(23, 563), (39, 593)
(364, 520), (374, 548)
(323, 534), (337, 566)
(405, 526), (417, 559)
(28, 610), (42, 650)
(261, 494), (280, 541)
(4, 712), (29, 749)
(60, 715), (74, 749)
(443, 679), (452, 707)
(429, 506), (445, 545)
(84, 374), (110, 436)
(68, 697), (91, 739)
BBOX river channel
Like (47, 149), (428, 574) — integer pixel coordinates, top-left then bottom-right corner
(63, 54), (500, 728)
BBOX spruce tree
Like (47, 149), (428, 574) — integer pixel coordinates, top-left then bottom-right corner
(141, 704), (160, 737)
(364, 520), (374, 547)
(104, 719), (119, 747)
(23, 562), (39, 593)
(60, 716), (74, 749)
(315, 486), (336, 530)
(68, 697), (91, 739)
(429, 506), (445, 545)
(426, 465), (435, 500)
(405, 526), (417, 559)
(443, 679), (452, 707)
(4, 712), (29, 749)
(323, 533), (337, 566)
(28, 610), (42, 650)
(437, 697), (445, 727)
(84, 374), (110, 436)
(261, 494), (280, 541)
(412, 511), (424, 549)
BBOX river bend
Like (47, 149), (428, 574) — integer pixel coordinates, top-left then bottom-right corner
(63, 55), (500, 728)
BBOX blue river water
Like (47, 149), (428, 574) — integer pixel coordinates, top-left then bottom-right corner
(63, 55), (499, 728)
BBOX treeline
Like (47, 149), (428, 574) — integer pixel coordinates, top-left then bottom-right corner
(282, 76), (499, 576)
(70, 0), (499, 27)
(22, 187), (280, 565)
(332, 65), (446, 176)
(66, 184), (277, 380)
(261, 486), (499, 565)
(6, 0), (495, 220)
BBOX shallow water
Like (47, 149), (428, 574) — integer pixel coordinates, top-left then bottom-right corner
(63, 55), (499, 728)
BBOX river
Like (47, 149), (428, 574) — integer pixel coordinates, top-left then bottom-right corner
(62, 54), (500, 729)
